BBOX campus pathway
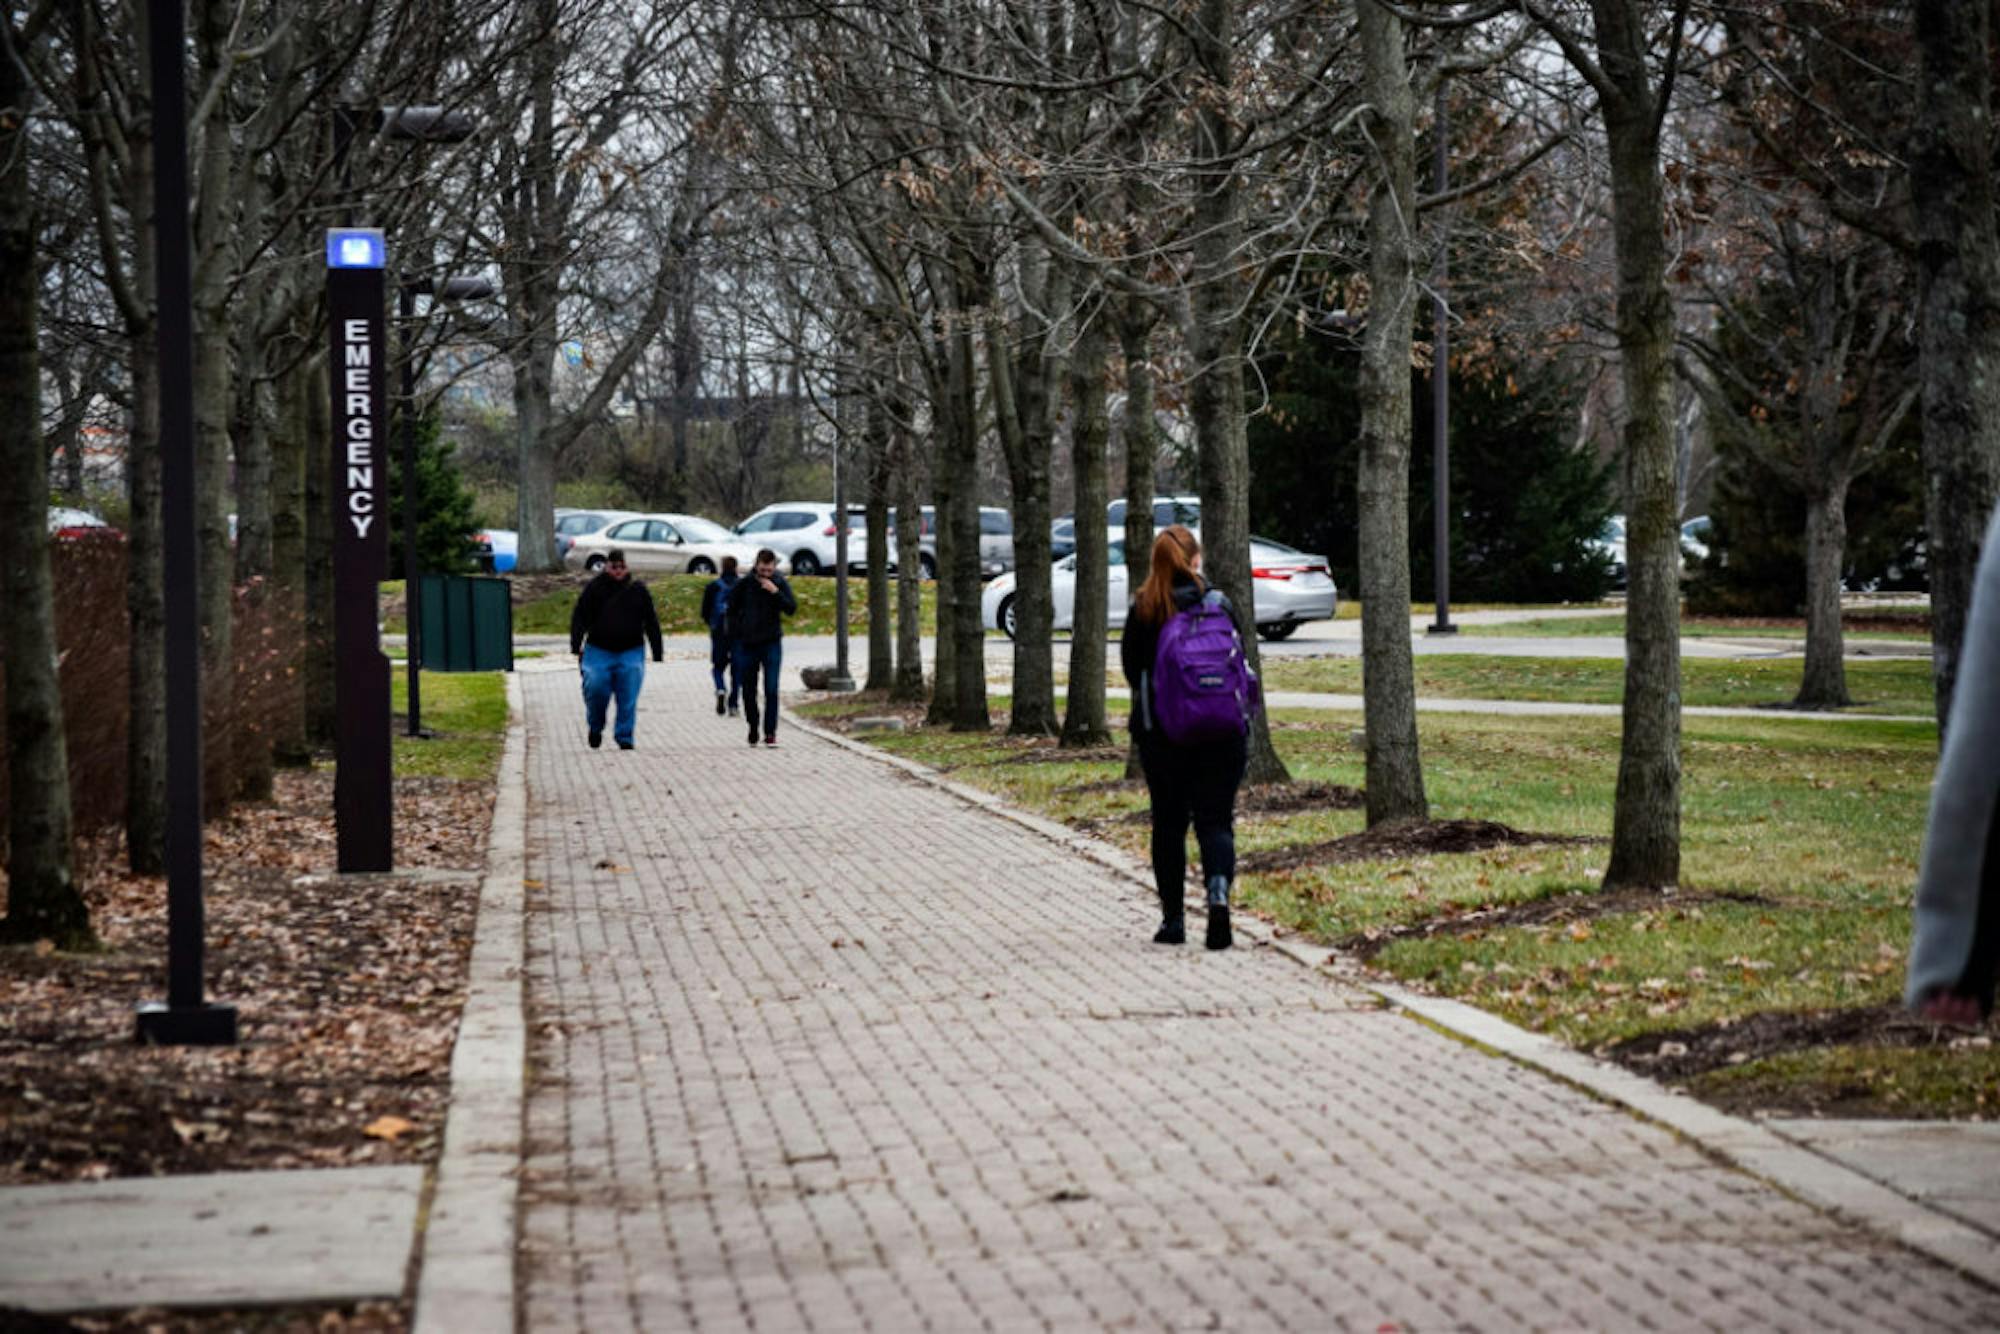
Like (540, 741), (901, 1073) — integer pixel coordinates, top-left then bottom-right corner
(514, 661), (1997, 1332)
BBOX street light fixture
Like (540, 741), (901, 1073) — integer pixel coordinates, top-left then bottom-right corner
(138, 0), (235, 1045)
(1427, 79), (1457, 638)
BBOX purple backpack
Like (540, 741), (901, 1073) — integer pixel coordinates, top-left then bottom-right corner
(1149, 590), (1261, 744)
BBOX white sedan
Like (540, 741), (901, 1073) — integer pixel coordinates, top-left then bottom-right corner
(565, 513), (760, 576)
(982, 537), (1337, 641)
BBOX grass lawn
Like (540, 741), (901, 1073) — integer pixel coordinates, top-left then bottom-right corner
(510, 572), (937, 638)
(799, 692), (1990, 1116)
(1260, 654), (1936, 717)
(391, 669), (508, 780)
(1458, 611), (1933, 642)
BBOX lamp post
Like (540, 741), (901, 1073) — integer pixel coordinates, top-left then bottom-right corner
(1427, 78), (1457, 638)
(399, 274), (493, 736)
(138, 0), (235, 1045)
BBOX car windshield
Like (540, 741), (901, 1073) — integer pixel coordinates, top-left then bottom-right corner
(1251, 535), (1300, 554)
(673, 516), (734, 544)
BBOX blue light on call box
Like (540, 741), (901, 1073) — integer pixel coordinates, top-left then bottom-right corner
(325, 229), (387, 270)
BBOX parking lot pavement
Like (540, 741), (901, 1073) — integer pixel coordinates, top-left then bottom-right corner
(512, 662), (1999, 1331)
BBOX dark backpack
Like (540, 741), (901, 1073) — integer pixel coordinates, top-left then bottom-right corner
(1150, 589), (1261, 744)
(709, 577), (734, 632)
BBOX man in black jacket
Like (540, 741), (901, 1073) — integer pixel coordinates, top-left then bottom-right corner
(568, 549), (664, 749)
(725, 547), (797, 746)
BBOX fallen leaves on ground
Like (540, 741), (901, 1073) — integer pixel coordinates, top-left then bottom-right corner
(0, 767), (492, 1188)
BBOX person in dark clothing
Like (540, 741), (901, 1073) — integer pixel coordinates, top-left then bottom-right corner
(1119, 525), (1248, 949)
(725, 548), (797, 746)
(1908, 500), (2000, 1022)
(568, 549), (663, 749)
(700, 555), (743, 718)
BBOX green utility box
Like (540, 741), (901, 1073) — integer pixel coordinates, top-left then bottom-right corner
(417, 574), (514, 672)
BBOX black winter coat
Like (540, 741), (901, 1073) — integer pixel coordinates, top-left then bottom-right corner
(725, 571), (797, 645)
(570, 573), (664, 659)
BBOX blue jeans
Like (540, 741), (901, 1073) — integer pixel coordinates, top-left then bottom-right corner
(710, 633), (740, 706)
(732, 639), (783, 738)
(580, 644), (646, 745)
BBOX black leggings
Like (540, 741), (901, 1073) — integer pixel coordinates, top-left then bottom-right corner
(1136, 728), (1248, 909)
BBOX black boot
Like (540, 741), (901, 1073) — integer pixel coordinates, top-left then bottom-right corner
(1205, 875), (1232, 951)
(1153, 887), (1185, 945)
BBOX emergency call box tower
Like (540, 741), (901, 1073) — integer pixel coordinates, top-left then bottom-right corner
(327, 228), (394, 872)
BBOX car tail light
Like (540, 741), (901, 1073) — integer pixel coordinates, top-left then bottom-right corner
(822, 524), (838, 536)
(1252, 565), (1299, 580)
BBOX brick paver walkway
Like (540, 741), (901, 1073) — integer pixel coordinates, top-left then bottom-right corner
(516, 661), (2000, 1332)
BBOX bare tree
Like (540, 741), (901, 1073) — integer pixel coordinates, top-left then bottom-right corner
(0, 2), (90, 947)
(1521, 0), (1696, 888)
(1354, 0), (1429, 824)
(1912, 0), (2000, 730)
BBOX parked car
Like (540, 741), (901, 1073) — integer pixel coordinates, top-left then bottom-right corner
(904, 505), (1014, 580)
(47, 506), (119, 541)
(1680, 514), (1712, 566)
(981, 535), (1336, 641)
(566, 513), (759, 575)
(733, 501), (886, 576)
(554, 507), (641, 557)
(1107, 495), (1202, 536)
(1050, 516), (1076, 561)
(1588, 514), (1627, 588)
(472, 528), (517, 573)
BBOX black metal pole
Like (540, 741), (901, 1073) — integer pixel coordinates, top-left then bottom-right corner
(1428, 78), (1456, 637)
(400, 282), (425, 735)
(138, 0), (235, 1046)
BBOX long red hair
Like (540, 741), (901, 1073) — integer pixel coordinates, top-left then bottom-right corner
(1133, 525), (1203, 629)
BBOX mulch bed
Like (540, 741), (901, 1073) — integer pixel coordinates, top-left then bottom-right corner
(1335, 884), (1765, 960)
(1605, 1004), (1962, 1082)
(1240, 818), (1599, 877)
(0, 768), (490, 1189)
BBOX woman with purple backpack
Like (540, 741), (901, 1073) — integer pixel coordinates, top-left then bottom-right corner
(1119, 525), (1253, 950)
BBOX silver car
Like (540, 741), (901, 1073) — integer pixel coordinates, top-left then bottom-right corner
(981, 535), (1336, 641)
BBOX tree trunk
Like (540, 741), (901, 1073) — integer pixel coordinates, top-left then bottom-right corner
(0, 32), (88, 948)
(1355, 0), (1428, 826)
(1119, 305), (1158, 592)
(1063, 318), (1112, 747)
(1594, 0), (1682, 889)
(989, 304), (1058, 736)
(1185, 0), (1286, 785)
(231, 370), (272, 584)
(926, 390), (960, 727)
(668, 285), (700, 511)
(304, 352), (336, 743)
(267, 326), (312, 767)
(119, 29), (168, 870)
(1795, 478), (1853, 708)
(1914, 0), (2000, 732)
(863, 390), (894, 692)
(512, 327), (560, 572)
(191, 0), (238, 815)
(943, 323), (989, 732)
(125, 330), (168, 873)
(892, 414), (927, 702)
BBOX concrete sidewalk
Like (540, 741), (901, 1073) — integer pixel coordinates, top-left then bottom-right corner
(490, 659), (2000, 1331)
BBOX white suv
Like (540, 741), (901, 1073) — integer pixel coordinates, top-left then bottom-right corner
(733, 502), (873, 577)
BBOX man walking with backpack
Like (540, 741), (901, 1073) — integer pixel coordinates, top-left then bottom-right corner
(1119, 525), (1258, 950)
(726, 548), (797, 747)
(569, 549), (664, 750)
(701, 555), (743, 717)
